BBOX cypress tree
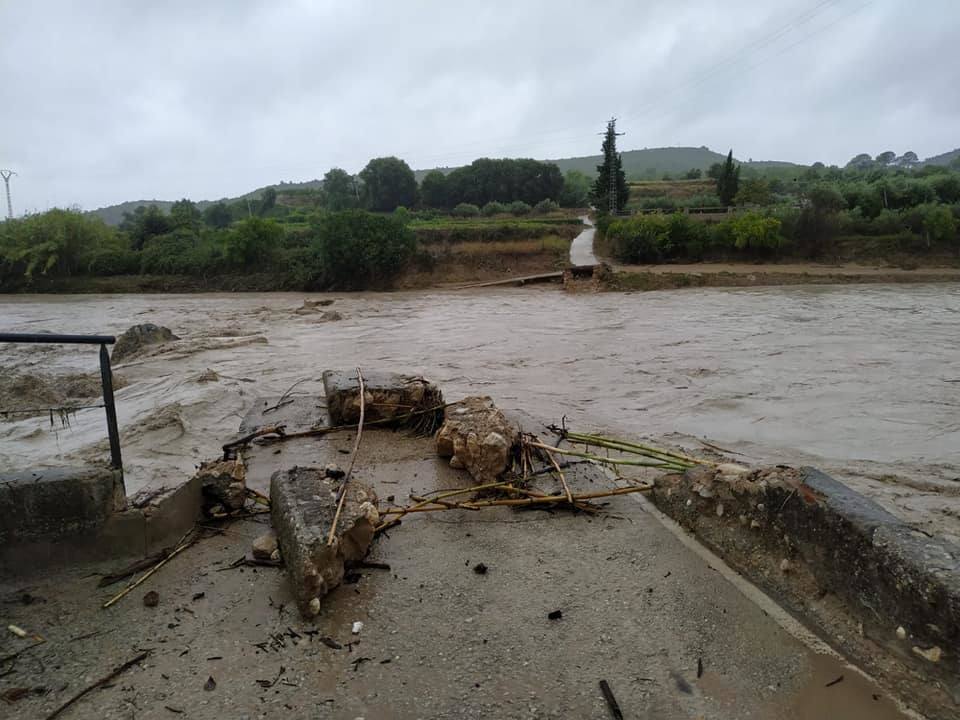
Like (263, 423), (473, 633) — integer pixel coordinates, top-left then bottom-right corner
(717, 150), (741, 206)
(591, 119), (629, 214)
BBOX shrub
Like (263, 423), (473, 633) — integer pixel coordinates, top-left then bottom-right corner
(533, 199), (559, 214)
(452, 203), (481, 218)
(508, 201), (531, 216)
(728, 212), (782, 253)
(482, 201), (506, 217)
(85, 247), (140, 276)
(316, 210), (415, 289)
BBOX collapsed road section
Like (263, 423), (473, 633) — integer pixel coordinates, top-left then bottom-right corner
(0, 370), (949, 718)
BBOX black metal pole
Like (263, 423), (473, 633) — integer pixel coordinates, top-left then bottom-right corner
(99, 344), (123, 471)
(0, 333), (115, 345)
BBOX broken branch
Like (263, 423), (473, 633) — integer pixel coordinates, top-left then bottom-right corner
(327, 367), (365, 546)
(44, 650), (150, 719)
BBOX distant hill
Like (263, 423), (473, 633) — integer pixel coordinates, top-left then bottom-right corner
(547, 146), (801, 179)
(88, 144), (955, 225)
(922, 148), (960, 167)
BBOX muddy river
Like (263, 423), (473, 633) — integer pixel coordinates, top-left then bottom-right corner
(1, 284), (958, 539)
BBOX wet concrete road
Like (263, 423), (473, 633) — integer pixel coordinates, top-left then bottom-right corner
(0, 421), (914, 719)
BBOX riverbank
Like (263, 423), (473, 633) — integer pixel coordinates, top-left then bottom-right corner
(606, 261), (960, 291)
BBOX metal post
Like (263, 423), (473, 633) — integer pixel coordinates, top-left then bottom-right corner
(99, 344), (123, 471)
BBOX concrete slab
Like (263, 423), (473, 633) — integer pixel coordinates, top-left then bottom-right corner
(0, 423), (914, 719)
(650, 462), (960, 719)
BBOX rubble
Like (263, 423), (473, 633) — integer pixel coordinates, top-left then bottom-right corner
(323, 370), (443, 427)
(436, 396), (518, 484)
(196, 458), (246, 512)
(111, 323), (179, 363)
(269, 466), (379, 618)
(251, 532), (279, 561)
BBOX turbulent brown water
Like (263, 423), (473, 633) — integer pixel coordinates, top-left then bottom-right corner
(1, 284), (958, 539)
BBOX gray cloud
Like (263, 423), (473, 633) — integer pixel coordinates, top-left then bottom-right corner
(1, 0), (957, 213)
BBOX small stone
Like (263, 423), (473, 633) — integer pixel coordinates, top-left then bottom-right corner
(896, 626), (907, 640)
(252, 531), (278, 561)
(435, 397), (518, 484)
(779, 559), (791, 573)
(307, 598), (321, 617)
(756, 503), (765, 512)
(739, 515), (748, 525)
(324, 463), (345, 480)
(912, 645), (942, 663)
(352, 621), (364, 635)
(270, 549), (281, 562)
(750, 519), (761, 529)
(716, 503), (724, 517)
(143, 590), (159, 607)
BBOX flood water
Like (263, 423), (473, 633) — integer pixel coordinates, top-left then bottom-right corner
(1, 284), (958, 537)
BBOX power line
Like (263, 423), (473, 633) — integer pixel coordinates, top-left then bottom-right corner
(399, 0), (846, 167)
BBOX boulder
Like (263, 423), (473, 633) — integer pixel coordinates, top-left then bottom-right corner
(112, 324), (179, 363)
(196, 458), (246, 512)
(436, 396), (518, 484)
(252, 531), (279, 561)
(323, 370), (443, 427)
(270, 466), (379, 618)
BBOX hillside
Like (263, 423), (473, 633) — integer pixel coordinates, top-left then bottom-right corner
(922, 148), (960, 167)
(87, 143), (953, 225)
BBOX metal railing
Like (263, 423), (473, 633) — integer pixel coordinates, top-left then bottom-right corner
(0, 332), (122, 471)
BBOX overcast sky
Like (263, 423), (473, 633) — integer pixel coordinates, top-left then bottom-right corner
(1, 0), (957, 213)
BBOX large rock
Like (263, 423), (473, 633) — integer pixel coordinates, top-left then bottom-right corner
(323, 370), (443, 427)
(196, 458), (246, 512)
(436, 396), (518, 484)
(112, 324), (179, 363)
(270, 466), (379, 618)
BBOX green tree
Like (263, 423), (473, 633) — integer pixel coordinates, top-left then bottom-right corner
(170, 198), (201, 230)
(359, 157), (418, 211)
(322, 168), (358, 211)
(716, 150), (741, 206)
(317, 210), (415, 288)
(558, 170), (591, 207)
(121, 204), (172, 250)
(729, 213), (782, 252)
(734, 178), (772, 207)
(223, 217), (282, 267)
(706, 163), (723, 180)
(875, 151), (896, 166)
(259, 187), (277, 215)
(684, 168), (702, 180)
(420, 170), (449, 208)
(203, 202), (232, 229)
(591, 120), (629, 213)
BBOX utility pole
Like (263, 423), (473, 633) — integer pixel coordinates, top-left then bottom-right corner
(0, 169), (15, 220)
(599, 119), (624, 214)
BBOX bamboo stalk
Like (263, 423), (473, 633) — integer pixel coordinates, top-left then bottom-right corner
(541, 442), (574, 506)
(526, 441), (688, 470)
(561, 431), (710, 467)
(327, 368), (365, 546)
(102, 530), (195, 609)
(410, 494), (480, 511)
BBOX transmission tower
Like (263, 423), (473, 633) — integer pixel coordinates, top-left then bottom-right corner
(0, 169), (15, 220)
(600, 119), (625, 214)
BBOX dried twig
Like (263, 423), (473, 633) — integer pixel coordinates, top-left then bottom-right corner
(262, 378), (311, 414)
(379, 484), (652, 515)
(539, 440), (573, 507)
(44, 651), (150, 719)
(102, 530), (195, 609)
(222, 424), (286, 459)
(327, 368), (365, 546)
(97, 549), (171, 588)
